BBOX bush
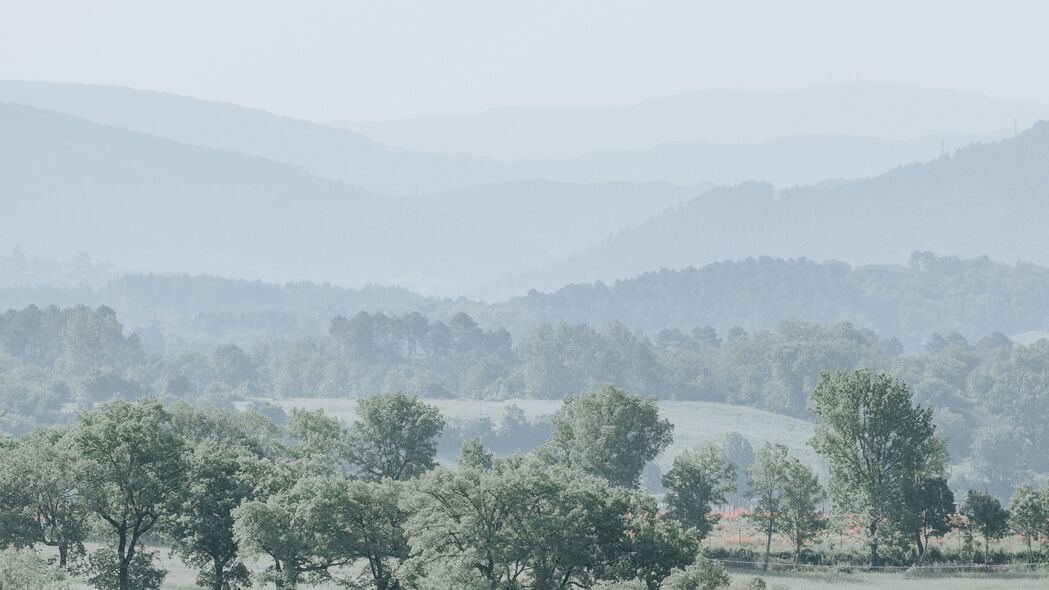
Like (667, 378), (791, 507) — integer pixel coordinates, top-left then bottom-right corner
(0, 548), (72, 590)
(662, 556), (730, 590)
(82, 548), (166, 590)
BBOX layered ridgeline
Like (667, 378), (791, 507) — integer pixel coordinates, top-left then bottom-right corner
(0, 80), (512, 194)
(492, 122), (1049, 296)
(0, 81), (1021, 192)
(0, 103), (533, 295)
(335, 82), (1049, 159)
(0, 103), (702, 295)
(4, 253), (1049, 351)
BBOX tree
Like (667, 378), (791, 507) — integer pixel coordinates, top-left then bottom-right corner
(233, 478), (350, 590)
(907, 477), (954, 563)
(778, 459), (826, 563)
(746, 443), (789, 568)
(608, 494), (697, 590)
(809, 369), (939, 566)
(75, 398), (185, 590)
(1008, 483), (1047, 563)
(962, 490), (1010, 564)
(402, 456), (665, 590)
(722, 433), (754, 508)
(347, 393), (445, 481)
(662, 444), (736, 540)
(0, 427), (87, 567)
(457, 436), (493, 470)
(545, 385), (673, 488)
(165, 438), (255, 590)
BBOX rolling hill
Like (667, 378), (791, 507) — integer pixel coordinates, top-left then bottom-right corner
(488, 123), (1049, 296)
(0, 80), (512, 194)
(0, 103), (536, 294)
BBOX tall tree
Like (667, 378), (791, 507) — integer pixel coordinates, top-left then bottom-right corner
(722, 433), (754, 508)
(809, 369), (939, 567)
(1007, 483), (1046, 563)
(347, 393), (445, 481)
(962, 490), (1010, 564)
(907, 476), (955, 563)
(662, 444), (736, 540)
(1, 427), (87, 567)
(779, 459), (826, 563)
(545, 385), (673, 488)
(75, 398), (185, 590)
(746, 443), (789, 568)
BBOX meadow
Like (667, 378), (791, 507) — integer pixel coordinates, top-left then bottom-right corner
(263, 397), (822, 473)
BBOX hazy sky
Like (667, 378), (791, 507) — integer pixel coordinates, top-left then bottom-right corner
(2, 0), (1047, 121)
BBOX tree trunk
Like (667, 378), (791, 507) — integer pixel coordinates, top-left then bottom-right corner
(764, 522), (773, 570)
(212, 556), (225, 590)
(868, 522), (879, 568)
(117, 530), (132, 590)
(58, 544), (68, 568)
(984, 536), (990, 565)
(914, 531), (925, 564)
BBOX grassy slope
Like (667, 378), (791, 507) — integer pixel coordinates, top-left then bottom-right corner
(264, 398), (820, 473)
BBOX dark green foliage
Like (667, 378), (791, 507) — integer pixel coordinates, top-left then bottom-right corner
(810, 370), (941, 567)
(962, 490), (1011, 564)
(662, 445), (735, 540)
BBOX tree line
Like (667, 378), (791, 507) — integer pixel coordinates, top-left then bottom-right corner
(4, 304), (1049, 499)
(3, 375), (1049, 590)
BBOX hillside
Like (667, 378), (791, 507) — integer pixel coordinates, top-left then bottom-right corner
(492, 123), (1049, 295)
(0, 103), (536, 295)
(413, 180), (705, 262)
(514, 131), (1009, 188)
(6, 254), (1049, 351)
(336, 82), (1049, 158)
(0, 80), (512, 194)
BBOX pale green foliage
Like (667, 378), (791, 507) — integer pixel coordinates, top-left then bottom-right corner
(591, 581), (647, 590)
(402, 455), (689, 590)
(546, 385), (673, 488)
(1008, 482), (1048, 560)
(779, 459), (826, 562)
(0, 426), (87, 564)
(457, 436), (493, 470)
(287, 408), (351, 473)
(809, 370), (939, 566)
(662, 444), (736, 539)
(746, 443), (789, 566)
(0, 547), (72, 590)
(660, 556), (729, 590)
(347, 393), (445, 481)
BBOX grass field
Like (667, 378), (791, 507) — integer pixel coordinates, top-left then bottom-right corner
(59, 545), (1047, 590)
(262, 397), (822, 472)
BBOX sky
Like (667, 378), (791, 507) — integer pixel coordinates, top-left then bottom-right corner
(1, 0), (1047, 122)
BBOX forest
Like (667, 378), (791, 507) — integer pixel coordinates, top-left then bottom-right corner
(2, 303), (1048, 501)
(3, 381), (1048, 590)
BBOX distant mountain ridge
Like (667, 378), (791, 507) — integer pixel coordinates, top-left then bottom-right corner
(0, 102), (533, 294)
(0, 79), (513, 194)
(485, 122), (1049, 296)
(335, 82), (1049, 158)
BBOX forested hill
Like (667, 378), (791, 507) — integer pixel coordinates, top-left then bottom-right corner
(5, 253), (1049, 351)
(494, 122), (1049, 294)
(477, 253), (1049, 349)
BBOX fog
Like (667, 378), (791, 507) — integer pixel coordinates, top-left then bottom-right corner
(2, 3), (1049, 588)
